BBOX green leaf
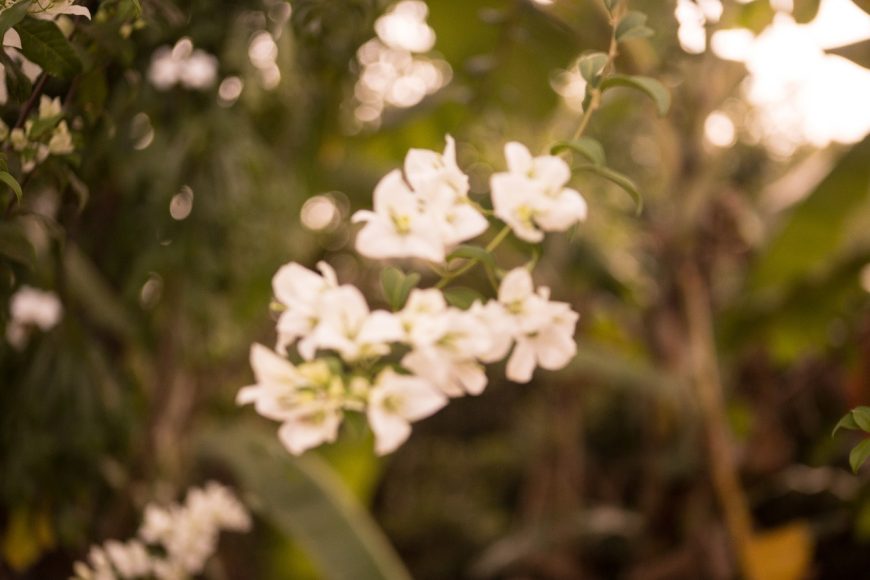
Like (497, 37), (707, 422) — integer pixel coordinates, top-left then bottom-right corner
(833, 411), (860, 436)
(443, 286), (483, 309)
(26, 113), (62, 140)
(600, 74), (671, 116)
(551, 137), (606, 166)
(199, 426), (412, 580)
(748, 136), (870, 294)
(0, 220), (35, 265)
(446, 244), (497, 271)
(0, 0), (32, 37)
(618, 25), (654, 41)
(15, 17), (82, 79)
(574, 163), (643, 214)
(603, 0), (619, 13)
(849, 439), (870, 473)
(0, 170), (23, 204)
(577, 52), (608, 83)
(380, 267), (420, 311)
(615, 11), (648, 43)
(853, 407), (870, 432)
(827, 39), (870, 70)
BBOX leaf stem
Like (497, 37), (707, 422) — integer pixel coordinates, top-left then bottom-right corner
(572, 6), (621, 140)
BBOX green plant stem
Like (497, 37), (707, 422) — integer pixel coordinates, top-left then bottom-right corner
(436, 225), (511, 289)
(572, 6), (621, 140)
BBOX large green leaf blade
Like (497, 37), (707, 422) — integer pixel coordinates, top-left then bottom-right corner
(15, 17), (82, 79)
(199, 426), (412, 580)
(600, 74), (671, 116)
(849, 439), (870, 473)
(0, 0), (32, 36)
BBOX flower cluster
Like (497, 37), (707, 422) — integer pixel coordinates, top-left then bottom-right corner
(148, 38), (218, 92)
(352, 0), (451, 126)
(5, 284), (63, 350)
(238, 136), (584, 456)
(71, 482), (250, 580)
(1, 96), (75, 172)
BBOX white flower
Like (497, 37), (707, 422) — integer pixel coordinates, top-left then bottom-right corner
(367, 368), (447, 454)
(236, 344), (343, 455)
(6, 286), (62, 349)
(397, 288), (449, 348)
(402, 307), (491, 397)
(272, 261), (337, 356)
(404, 135), (487, 246)
(496, 268), (579, 383)
(469, 299), (515, 363)
(103, 540), (152, 578)
(186, 482), (251, 533)
(311, 285), (403, 362)
(491, 142), (587, 242)
(27, 0), (91, 20)
(352, 169), (445, 262)
(48, 120), (74, 155)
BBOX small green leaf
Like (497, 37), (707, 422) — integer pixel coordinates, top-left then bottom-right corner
(849, 439), (870, 473)
(443, 287), (483, 309)
(615, 11), (648, 43)
(574, 163), (643, 214)
(578, 52), (608, 83)
(601, 74), (671, 116)
(0, 221), (35, 265)
(15, 17), (82, 79)
(0, 0), (32, 36)
(551, 137), (606, 166)
(618, 26), (654, 41)
(447, 244), (497, 271)
(380, 267), (420, 311)
(833, 411), (860, 436)
(26, 113), (62, 140)
(603, 0), (619, 13)
(853, 407), (870, 432)
(0, 170), (23, 204)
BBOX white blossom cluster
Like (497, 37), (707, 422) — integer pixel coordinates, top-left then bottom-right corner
(5, 284), (63, 350)
(238, 136), (584, 456)
(0, 96), (75, 172)
(148, 38), (219, 92)
(71, 482), (251, 580)
(352, 0), (451, 126)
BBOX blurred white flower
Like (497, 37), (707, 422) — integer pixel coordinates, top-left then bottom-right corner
(491, 141), (587, 243)
(311, 285), (403, 362)
(375, 0), (436, 53)
(236, 344), (343, 455)
(352, 169), (446, 262)
(26, 0), (91, 20)
(496, 268), (579, 383)
(272, 261), (337, 356)
(74, 482), (248, 580)
(367, 368), (447, 454)
(6, 286), (62, 349)
(148, 39), (218, 91)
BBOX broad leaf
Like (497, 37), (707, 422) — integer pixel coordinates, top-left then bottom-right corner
(793, 0), (821, 23)
(574, 163), (643, 214)
(601, 74), (671, 116)
(15, 17), (82, 79)
(446, 244), (497, 271)
(443, 286), (483, 309)
(380, 267), (420, 311)
(578, 52), (608, 83)
(849, 439), (870, 473)
(551, 137), (606, 166)
(199, 426), (413, 580)
(0, 170), (23, 204)
(833, 410), (860, 436)
(0, 0), (32, 37)
(615, 11), (649, 43)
